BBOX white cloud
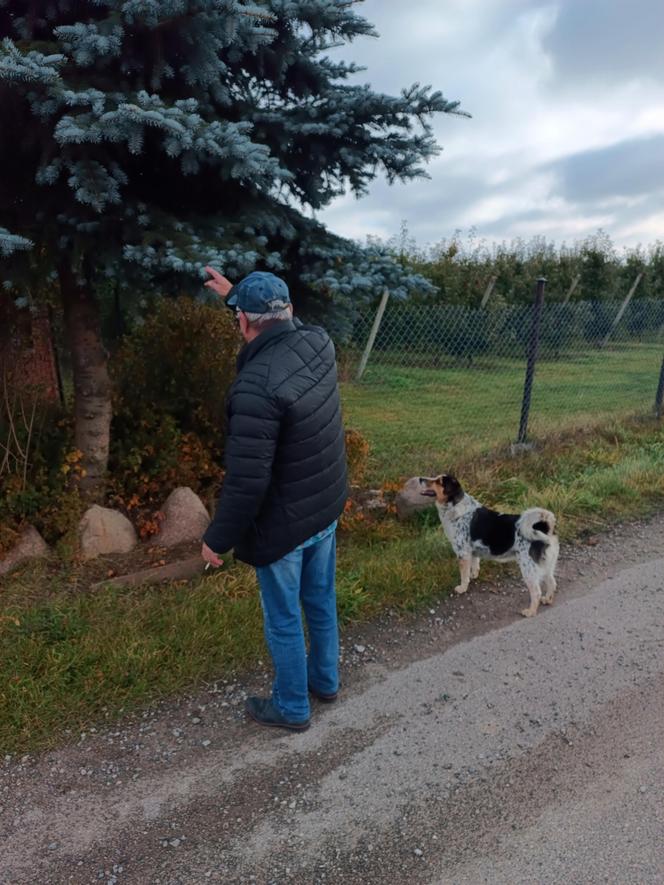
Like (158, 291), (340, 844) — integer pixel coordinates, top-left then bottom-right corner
(319, 0), (664, 249)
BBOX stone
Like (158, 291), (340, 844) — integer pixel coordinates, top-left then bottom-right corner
(0, 526), (49, 576)
(154, 487), (210, 548)
(395, 476), (436, 520)
(79, 506), (137, 561)
(357, 489), (388, 512)
(90, 556), (204, 591)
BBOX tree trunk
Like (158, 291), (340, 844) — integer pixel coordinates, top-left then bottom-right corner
(58, 261), (112, 498)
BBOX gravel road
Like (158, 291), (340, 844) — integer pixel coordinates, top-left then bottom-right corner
(2, 515), (664, 885)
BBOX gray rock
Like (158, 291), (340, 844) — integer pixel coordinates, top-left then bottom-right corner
(79, 506), (137, 561)
(0, 525), (49, 576)
(154, 487), (210, 547)
(395, 476), (436, 520)
(355, 488), (388, 513)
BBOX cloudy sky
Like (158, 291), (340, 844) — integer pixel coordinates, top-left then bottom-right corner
(319, 0), (664, 251)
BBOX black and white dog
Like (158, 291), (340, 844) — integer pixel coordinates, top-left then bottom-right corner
(419, 474), (559, 618)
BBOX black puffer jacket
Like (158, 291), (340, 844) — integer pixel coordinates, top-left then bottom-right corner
(203, 318), (347, 566)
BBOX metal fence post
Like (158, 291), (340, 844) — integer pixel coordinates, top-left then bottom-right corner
(516, 277), (547, 445)
(600, 272), (643, 348)
(655, 353), (664, 419)
(356, 288), (389, 381)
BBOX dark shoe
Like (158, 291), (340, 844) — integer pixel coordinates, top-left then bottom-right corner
(245, 696), (310, 732)
(308, 684), (338, 704)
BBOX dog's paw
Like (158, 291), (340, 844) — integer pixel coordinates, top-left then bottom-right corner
(520, 607), (537, 618)
(542, 595), (555, 606)
(471, 566), (480, 580)
(454, 584), (469, 595)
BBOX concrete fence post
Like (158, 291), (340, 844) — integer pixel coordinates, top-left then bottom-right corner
(600, 273), (643, 348)
(562, 274), (580, 305)
(356, 288), (390, 381)
(480, 276), (497, 309)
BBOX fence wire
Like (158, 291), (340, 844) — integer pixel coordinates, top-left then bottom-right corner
(340, 296), (664, 465)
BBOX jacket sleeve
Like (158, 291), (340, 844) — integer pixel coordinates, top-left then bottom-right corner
(203, 386), (282, 555)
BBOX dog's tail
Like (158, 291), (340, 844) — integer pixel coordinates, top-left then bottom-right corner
(518, 508), (557, 543)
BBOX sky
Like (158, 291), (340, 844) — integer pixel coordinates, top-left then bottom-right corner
(319, 0), (664, 252)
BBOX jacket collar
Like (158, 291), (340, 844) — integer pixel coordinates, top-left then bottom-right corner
(236, 318), (302, 371)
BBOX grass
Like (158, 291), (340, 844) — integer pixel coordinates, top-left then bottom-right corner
(342, 342), (663, 483)
(0, 571), (265, 751)
(3, 417), (664, 754)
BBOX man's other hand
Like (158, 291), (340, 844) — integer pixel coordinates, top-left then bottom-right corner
(202, 542), (224, 567)
(204, 266), (233, 299)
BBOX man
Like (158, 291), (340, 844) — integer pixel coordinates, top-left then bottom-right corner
(201, 267), (348, 732)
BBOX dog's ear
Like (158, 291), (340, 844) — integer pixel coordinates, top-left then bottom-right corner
(442, 474), (463, 504)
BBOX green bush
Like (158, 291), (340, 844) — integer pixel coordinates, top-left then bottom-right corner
(111, 297), (238, 447)
(108, 298), (239, 524)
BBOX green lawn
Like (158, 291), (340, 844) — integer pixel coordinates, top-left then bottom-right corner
(342, 343), (664, 483)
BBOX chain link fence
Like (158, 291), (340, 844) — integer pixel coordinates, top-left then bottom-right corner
(339, 284), (664, 470)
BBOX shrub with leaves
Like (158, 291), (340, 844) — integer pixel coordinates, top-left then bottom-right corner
(108, 297), (237, 517)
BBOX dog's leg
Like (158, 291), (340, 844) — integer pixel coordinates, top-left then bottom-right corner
(521, 579), (542, 618)
(542, 574), (557, 605)
(454, 558), (472, 595)
(471, 556), (481, 580)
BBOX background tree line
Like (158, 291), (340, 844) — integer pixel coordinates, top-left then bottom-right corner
(377, 226), (664, 306)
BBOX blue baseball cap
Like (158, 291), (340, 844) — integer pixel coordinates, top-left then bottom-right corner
(226, 271), (291, 313)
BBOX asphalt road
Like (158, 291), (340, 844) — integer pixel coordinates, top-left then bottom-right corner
(2, 516), (664, 885)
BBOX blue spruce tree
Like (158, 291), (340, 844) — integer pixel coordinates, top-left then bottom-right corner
(0, 0), (467, 493)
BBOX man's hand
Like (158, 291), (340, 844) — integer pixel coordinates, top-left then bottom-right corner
(201, 541), (223, 568)
(204, 266), (233, 300)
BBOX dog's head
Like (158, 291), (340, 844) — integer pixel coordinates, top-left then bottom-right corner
(418, 474), (464, 505)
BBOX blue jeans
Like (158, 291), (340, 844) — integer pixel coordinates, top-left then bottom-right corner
(255, 530), (339, 722)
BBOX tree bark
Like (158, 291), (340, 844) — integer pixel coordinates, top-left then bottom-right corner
(58, 261), (112, 499)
